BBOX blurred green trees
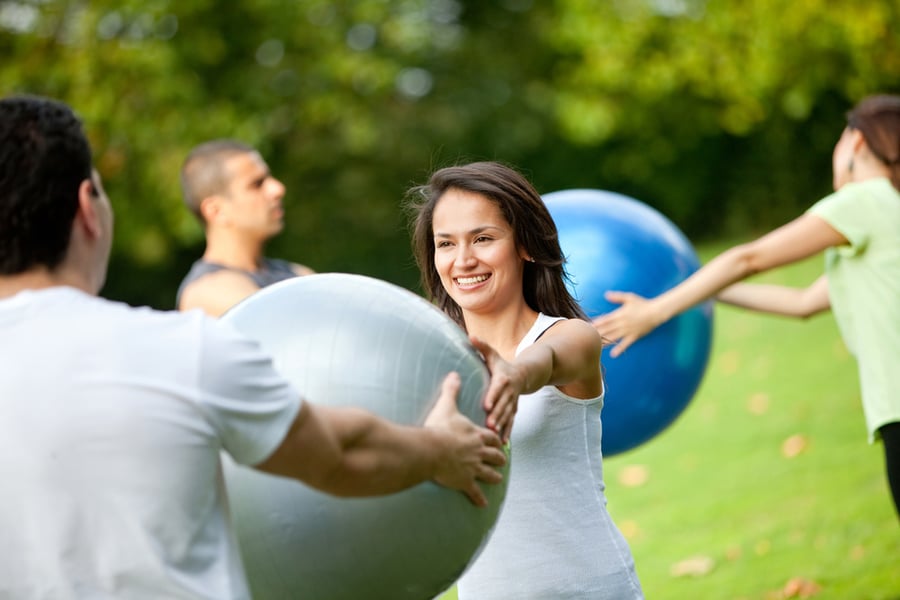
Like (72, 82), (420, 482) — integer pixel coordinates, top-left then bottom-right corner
(2, 0), (898, 307)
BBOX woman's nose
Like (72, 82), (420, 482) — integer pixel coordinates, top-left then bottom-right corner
(455, 245), (476, 266)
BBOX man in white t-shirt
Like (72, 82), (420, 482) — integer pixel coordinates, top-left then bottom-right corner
(0, 96), (506, 599)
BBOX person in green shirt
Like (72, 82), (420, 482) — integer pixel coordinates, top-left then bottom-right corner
(593, 94), (900, 519)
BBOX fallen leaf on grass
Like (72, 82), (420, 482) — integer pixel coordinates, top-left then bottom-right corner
(724, 545), (742, 561)
(747, 392), (770, 415)
(618, 519), (639, 541)
(669, 555), (715, 577)
(617, 464), (649, 487)
(781, 433), (808, 458)
(718, 350), (741, 375)
(780, 577), (821, 598)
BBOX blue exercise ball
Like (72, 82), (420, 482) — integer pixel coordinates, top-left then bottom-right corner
(220, 273), (509, 600)
(542, 189), (713, 457)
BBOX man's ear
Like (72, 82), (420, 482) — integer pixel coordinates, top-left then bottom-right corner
(199, 195), (225, 224)
(77, 179), (102, 238)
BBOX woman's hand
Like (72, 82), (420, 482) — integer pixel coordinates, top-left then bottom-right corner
(592, 291), (665, 357)
(469, 336), (526, 443)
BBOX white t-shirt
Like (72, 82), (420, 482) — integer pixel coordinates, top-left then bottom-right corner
(0, 287), (301, 599)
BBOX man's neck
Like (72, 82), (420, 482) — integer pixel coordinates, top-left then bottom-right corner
(202, 233), (267, 272)
(0, 268), (93, 300)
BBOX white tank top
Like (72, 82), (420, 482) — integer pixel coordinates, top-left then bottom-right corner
(457, 313), (644, 599)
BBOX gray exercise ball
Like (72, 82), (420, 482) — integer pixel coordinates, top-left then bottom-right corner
(220, 273), (509, 600)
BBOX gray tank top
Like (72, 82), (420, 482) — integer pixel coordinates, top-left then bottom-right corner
(175, 258), (297, 307)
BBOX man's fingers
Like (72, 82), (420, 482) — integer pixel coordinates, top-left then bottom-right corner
(464, 485), (488, 508)
(477, 464), (503, 485)
(481, 445), (506, 467)
(481, 428), (503, 449)
(439, 371), (461, 404)
(426, 372), (461, 427)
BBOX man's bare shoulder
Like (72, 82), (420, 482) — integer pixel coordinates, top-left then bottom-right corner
(179, 270), (261, 317)
(291, 262), (315, 276)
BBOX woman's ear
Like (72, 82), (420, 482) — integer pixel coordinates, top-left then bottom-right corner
(848, 128), (866, 154)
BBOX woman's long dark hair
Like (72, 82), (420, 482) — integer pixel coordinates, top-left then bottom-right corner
(406, 161), (587, 328)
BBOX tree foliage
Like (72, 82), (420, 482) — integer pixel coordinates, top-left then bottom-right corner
(541, 0), (900, 229)
(2, 0), (898, 307)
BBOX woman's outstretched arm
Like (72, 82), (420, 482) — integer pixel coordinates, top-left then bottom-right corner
(717, 274), (831, 319)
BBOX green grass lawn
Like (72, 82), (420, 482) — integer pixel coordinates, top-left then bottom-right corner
(439, 240), (899, 600)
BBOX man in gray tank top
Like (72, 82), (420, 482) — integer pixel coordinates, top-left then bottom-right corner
(176, 140), (314, 316)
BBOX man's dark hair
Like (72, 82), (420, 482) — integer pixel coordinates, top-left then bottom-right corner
(0, 96), (92, 274)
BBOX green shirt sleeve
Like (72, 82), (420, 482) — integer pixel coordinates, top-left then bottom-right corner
(807, 184), (872, 255)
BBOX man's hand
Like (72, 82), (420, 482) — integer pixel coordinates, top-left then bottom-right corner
(424, 372), (506, 507)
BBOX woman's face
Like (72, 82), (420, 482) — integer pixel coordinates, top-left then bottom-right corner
(431, 188), (527, 317)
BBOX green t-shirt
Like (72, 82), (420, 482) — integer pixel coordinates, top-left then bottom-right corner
(807, 177), (900, 441)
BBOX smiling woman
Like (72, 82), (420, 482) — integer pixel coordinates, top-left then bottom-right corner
(406, 161), (645, 600)
(432, 188), (528, 318)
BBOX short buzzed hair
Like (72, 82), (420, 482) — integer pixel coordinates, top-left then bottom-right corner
(180, 139), (255, 221)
